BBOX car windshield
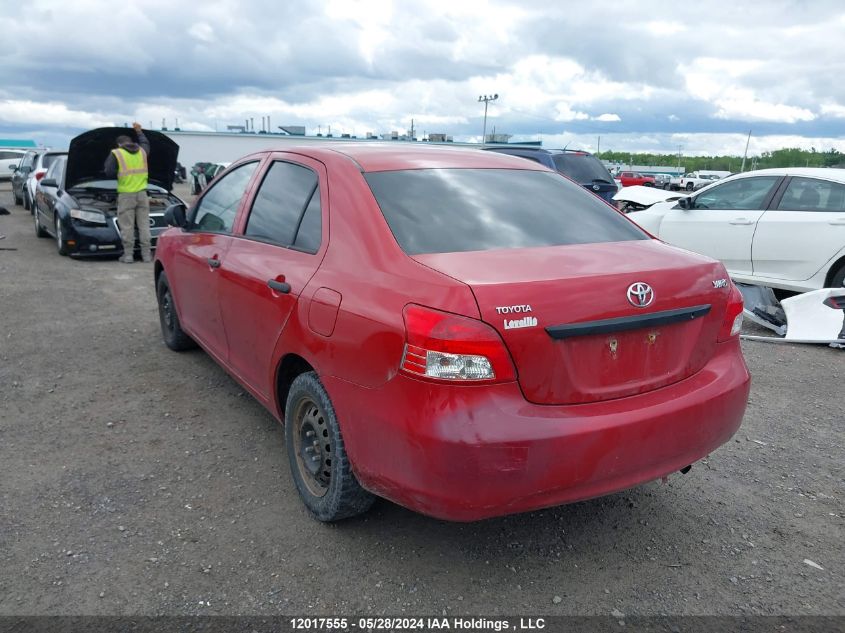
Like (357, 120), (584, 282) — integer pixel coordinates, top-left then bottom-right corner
(69, 179), (166, 193)
(365, 168), (647, 255)
(551, 154), (614, 183)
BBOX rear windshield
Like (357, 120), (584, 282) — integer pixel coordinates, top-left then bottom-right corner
(42, 154), (64, 170)
(551, 154), (614, 184)
(365, 168), (646, 255)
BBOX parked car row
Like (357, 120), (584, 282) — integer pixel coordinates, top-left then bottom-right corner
(0, 149), (28, 180)
(11, 150), (68, 211)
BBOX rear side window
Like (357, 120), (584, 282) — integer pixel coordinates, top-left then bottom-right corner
(245, 161), (320, 250)
(365, 168), (646, 255)
(776, 177), (845, 212)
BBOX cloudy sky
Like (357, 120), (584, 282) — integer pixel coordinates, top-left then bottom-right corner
(2, 0), (844, 157)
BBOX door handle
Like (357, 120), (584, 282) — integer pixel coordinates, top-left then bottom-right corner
(729, 218), (754, 225)
(829, 218), (845, 226)
(267, 279), (291, 294)
(206, 257), (221, 268)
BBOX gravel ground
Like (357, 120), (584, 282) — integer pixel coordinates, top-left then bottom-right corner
(0, 182), (842, 617)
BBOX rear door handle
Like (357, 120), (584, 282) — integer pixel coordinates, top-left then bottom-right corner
(207, 257), (221, 268)
(267, 279), (291, 294)
(729, 218), (754, 225)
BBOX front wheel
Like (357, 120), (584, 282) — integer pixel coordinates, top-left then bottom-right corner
(23, 189), (31, 212)
(55, 215), (68, 255)
(685, 182), (695, 191)
(285, 372), (374, 522)
(156, 272), (197, 351)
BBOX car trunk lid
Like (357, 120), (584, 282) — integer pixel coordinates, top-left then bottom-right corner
(413, 240), (730, 404)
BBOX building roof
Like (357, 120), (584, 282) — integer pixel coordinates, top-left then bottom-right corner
(0, 139), (37, 149)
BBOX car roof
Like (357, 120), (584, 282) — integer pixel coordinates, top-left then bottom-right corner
(254, 143), (550, 173)
(727, 167), (845, 182)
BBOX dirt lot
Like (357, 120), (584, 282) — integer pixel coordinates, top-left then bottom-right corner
(0, 181), (842, 617)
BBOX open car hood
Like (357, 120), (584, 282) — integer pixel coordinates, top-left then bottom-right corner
(66, 127), (179, 191)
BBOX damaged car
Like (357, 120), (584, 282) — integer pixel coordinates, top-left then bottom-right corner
(33, 127), (185, 258)
(623, 168), (845, 292)
(154, 144), (750, 522)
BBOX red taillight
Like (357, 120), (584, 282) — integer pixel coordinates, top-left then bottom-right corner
(35, 170), (46, 181)
(718, 284), (744, 342)
(400, 304), (516, 383)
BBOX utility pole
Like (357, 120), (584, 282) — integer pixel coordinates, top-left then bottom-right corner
(741, 130), (752, 172)
(596, 136), (601, 157)
(410, 118), (415, 140)
(677, 145), (682, 175)
(478, 94), (498, 144)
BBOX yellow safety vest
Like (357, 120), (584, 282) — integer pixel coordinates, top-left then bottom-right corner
(112, 147), (149, 193)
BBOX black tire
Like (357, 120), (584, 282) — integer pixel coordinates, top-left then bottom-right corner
(830, 263), (845, 289)
(34, 211), (47, 238)
(13, 188), (22, 206)
(55, 215), (68, 256)
(285, 372), (374, 522)
(23, 189), (31, 212)
(156, 272), (197, 351)
(685, 182), (695, 191)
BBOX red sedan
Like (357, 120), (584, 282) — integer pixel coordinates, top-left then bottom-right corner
(154, 144), (750, 522)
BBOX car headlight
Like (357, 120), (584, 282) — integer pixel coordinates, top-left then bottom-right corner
(70, 208), (107, 224)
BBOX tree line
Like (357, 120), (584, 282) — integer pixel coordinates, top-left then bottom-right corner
(598, 147), (844, 173)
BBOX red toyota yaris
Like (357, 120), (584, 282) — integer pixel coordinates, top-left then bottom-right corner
(154, 144), (750, 522)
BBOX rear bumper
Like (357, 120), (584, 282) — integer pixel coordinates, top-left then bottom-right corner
(325, 340), (750, 521)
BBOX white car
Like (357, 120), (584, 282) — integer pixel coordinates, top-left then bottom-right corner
(0, 149), (27, 181)
(627, 168), (845, 292)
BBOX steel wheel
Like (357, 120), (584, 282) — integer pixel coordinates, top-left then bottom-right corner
(292, 398), (332, 498)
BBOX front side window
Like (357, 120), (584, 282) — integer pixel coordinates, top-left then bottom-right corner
(21, 152), (36, 170)
(192, 161), (259, 233)
(245, 161), (320, 250)
(552, 154), (614, 183)
(365, 168), (646, 255)
(693, 176), (780, 210)
(776, 177), (845, 212)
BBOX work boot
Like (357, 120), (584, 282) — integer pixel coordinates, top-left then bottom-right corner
(120, 255), (134, 263)
(141, 252), (152, 263)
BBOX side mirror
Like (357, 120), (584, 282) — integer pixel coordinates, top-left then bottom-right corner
(8, 164), (16, 171)
(41, 178), (58, 188)
(164, 202), (187, 228)
(678, 197), (692, 210)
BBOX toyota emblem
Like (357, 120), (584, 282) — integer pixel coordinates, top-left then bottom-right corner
(627, 282), (654, 308)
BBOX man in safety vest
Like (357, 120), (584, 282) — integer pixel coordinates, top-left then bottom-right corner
(104, 122), (151, 263)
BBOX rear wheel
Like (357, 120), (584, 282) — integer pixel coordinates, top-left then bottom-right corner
(13, 187), (22, 205)
(285, 372), (374, 522)
(34, 211), (47, 238)
(55, 216), (67, 255)
(685, 182), (695, 191)
(156, 272), (197, 351)
(23, 189), (31, 211)
(830, 263), (845, 289)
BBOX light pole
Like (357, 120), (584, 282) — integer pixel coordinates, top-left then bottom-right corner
(478, 94), (498, 144)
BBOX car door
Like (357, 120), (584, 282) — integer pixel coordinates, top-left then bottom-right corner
(752, 176), (845, 281)
(658, 175), (782, 275)
(217, 156), (327, 398)
(168, 160), (261, 360)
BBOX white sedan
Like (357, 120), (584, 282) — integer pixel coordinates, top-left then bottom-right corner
(627, 168), (845, 292)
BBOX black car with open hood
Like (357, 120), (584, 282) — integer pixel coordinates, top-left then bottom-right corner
(32, 127), (185, 259)
(66, 127), (180, 191)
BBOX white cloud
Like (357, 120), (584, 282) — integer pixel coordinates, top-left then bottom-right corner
(0, 100), (115, 128)
(594, 113), (621, 122)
